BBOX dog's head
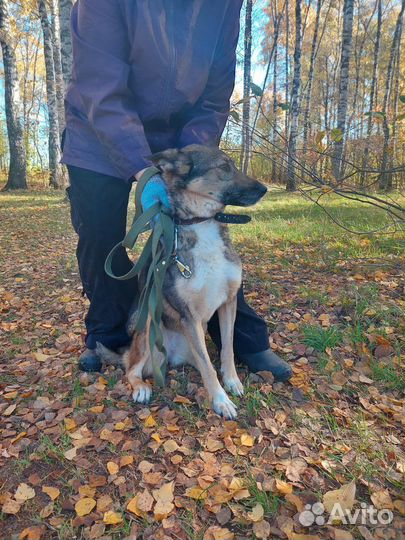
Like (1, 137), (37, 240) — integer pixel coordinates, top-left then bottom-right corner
(149, 145), (267, 209)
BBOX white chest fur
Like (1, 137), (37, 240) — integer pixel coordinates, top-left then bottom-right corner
(175, 221), (242, 322)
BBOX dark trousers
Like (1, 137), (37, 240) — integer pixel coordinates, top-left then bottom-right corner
(67, 165), (270, 355)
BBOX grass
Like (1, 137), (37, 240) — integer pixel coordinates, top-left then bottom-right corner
(302, 325), (343, 352)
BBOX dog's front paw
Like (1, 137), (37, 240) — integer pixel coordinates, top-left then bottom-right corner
(212, 391), (237, 419)
(224, 376), (244, 397)
(132, 382), (152, 404)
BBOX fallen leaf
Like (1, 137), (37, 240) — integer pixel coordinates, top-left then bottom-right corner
(103, 511), (123, 525)
(19, 526), (45, 540)
(252, 520), (271, 539)
(185, 486), (208, 500)
(203, 526), (234, 540)
(247, 503), (264, 522)
(144, 415), (157, 427)
(275, 478), (293, 495)
(15, 483), (35, 502)
(240, 433), (254, 447)
(323, 480), (356, 514)
(42, 486), (60, 501)
(163, 439), (179, 453)
(107, 461), (119, 475)
(370, 489), (394, 510)
(136, 489), (154, 512)
(75, 497), (96, 517)
(2, 499), (21, 514)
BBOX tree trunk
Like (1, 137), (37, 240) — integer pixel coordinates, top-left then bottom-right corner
(272, 32), (278, 183)
(302, 0), (322, 151)
(360, 0), (382, 187)
(284, 0), (290, 139)
(59, 0), (73, 84)
(240, 0), (253, 174)
(38, 0), (63, 188)
(50, 0), (66, 134)
(378, 0), (405, 191)
(286, 0), (302, 192)
(331, 0), (354, 182)
(0, 0), (27, 190)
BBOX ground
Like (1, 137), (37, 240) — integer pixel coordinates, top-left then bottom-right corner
(0, 189), (404, 540)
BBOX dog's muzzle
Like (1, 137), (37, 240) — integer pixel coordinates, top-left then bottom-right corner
(222, 181), (267, 207)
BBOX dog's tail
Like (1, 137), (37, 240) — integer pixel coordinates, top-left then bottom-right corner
(95, 342), (124, 367)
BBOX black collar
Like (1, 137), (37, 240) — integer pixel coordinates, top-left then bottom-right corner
(174, 212), (251, 226)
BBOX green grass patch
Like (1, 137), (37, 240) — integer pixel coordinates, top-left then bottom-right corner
(302, 324), (343, 352)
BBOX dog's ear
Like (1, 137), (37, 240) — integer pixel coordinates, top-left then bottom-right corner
(149, 148), (193, 178)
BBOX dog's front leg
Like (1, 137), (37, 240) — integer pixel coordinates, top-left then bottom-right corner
(124, 330), (152, 404)
(218, 298), (244, 397)
(181, 320), (238, 419)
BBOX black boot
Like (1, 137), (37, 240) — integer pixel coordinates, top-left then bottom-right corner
(78, 348), (102, 372)
(237, 349), (292, 382)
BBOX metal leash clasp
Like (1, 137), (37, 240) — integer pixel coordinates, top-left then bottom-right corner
(173, 226), (193, 279)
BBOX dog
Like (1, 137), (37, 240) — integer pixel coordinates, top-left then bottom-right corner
(99, 144), (267, 419)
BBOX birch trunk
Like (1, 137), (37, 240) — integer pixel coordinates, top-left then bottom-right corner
(0, 0), (27, 190)
(331, 0), (354, 182)
(378, 0), (405, 191)
(38, 0), (63, 188)
(50, 0), (65, 133)
(360, 0), (382, 187)
(240, 0), (253, 174)
(59, 0), (73, 84)
(286, 0), (302, 192)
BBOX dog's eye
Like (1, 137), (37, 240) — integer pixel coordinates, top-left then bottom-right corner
(220, 163), (231, 172)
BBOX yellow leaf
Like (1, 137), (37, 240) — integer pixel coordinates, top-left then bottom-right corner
(240, 433), (254, 447)
(173, 395), (192, 404)
(2, 499), (21, 514)
(275, 479), (293, 495)
(203, 526), (235, 540)
(42, 486), (60, 501)
(144, 415), (157, 427)
(185, 486), (208, 500)
(152, 481), (174, 503)
(64, 447), (77, 461)
(4, 390), (17, 400)
(107, 462), (119, 475)
(103, 511), (123, 525)
(88, 405), (104, 413)
(75, 497), (96, 517)
(163, 439), (179, 453)
(15, 483), (35, 502)
(19, 525), (45, 540)
(33, 352), (49, 363)
(127, 495), (146, 517)
(247, 503), (264, 522)
(252, 520), (271, 539)
(120, 455), (134, 467)
(323, 480), (356, 514)
(64, 418), (76, 431)
(136, 489), (154, 512)
(3, 404), (16, 416)
(151, 433), (162, 444)
(154, 500), (174, 520)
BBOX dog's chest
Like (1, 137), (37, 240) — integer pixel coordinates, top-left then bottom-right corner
(175, 222), (242, 319)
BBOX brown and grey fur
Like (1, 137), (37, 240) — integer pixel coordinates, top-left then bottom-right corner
(99, 144), (267, 419)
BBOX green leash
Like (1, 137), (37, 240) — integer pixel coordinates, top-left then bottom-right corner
(104, 167), (175, 387)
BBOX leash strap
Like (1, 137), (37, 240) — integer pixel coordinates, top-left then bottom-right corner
(104, 166), (172, 387)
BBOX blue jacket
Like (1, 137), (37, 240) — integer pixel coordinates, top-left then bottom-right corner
(62, 0), (243, 180)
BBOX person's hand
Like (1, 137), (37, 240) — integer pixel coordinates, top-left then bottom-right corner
(140, 172), (170, 211)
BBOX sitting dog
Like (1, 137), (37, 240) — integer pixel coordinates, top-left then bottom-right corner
(100, 145), (267, 419)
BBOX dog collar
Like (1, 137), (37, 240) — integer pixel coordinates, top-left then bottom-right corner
(174, 212), (251, 226)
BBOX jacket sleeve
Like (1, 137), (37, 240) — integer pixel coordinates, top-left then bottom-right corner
(177, 1), (243, 148)
(71, 0), (151, 179)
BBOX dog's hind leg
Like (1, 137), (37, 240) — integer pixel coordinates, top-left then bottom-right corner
(124, 330), (153, 404)
(217, 298), (244, 397)
(181, 320), (237, 419)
